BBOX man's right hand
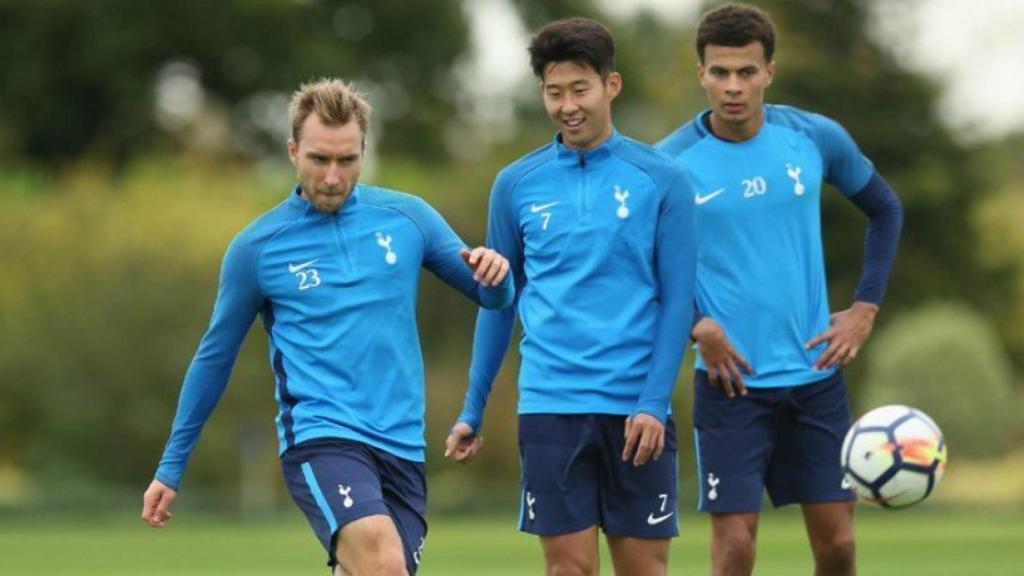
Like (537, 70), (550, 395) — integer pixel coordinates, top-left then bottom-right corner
(444, 422), (484, 464)
(142, 479), (177, 528)
(692, 317), (753, 398)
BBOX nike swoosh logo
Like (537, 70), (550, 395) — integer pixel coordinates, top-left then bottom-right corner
(694, 188), (725, 205)
(530, 201), (560, 213)
(288, 259), (319, 273)
(647, 512), (675, 525)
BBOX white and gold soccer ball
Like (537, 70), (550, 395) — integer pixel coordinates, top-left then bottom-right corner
(841, 405), (948, 508)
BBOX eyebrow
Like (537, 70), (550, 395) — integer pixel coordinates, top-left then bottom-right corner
(546, 79), (592, 90)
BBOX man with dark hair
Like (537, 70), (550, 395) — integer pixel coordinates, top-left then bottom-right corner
(658, 4), (904, 575)
(141, 78), (514, 576)
(446, 17), (697, 575)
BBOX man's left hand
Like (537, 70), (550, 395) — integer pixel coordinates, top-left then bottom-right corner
(622, 413), (665, 467)
(805, 301), (880, 370)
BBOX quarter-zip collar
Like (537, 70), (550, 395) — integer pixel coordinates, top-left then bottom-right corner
(553, 128), (622, 168)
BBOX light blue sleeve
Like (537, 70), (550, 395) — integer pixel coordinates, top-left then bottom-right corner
(154, 235), (263, 490)
(456, 170), (524, 432)
(415, 197), (514, 310)
(633, 167), (698, 422)
(807, 113), (874, 196)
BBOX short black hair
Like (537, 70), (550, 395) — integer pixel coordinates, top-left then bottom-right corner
(696, 3), (776, 63)
(528, 17), (616, 80)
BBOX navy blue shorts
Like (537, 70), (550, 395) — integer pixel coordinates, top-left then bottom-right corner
(518, 414), (679, 538)
(281, 438), (427, 573)
(692, 370), (856, 513)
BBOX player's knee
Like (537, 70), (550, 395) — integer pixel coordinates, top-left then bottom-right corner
(717, 528), (756, 562)
(716, 528), (757, 553)
(341, 550), (406, 576)
(336, 533), (407, 576)
(547, 554), (597, 576)
(812, 532), (855, 572)
(369, 550), (408, 576)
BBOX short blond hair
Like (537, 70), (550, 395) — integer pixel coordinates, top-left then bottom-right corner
(288, 78), (371, 142)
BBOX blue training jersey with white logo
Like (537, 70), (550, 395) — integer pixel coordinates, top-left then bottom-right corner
(155, 184), (514, 490)
(657, 104), (875, 387)
(457, 130), (697, 431)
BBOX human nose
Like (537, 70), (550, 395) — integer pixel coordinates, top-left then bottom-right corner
(561, 94), (580, 114)
(724, 73), (742, 95)
(323, 163), (341, 186)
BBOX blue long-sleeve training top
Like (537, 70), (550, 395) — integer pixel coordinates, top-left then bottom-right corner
(457, 130), (698, 431)
(657, 104), (903, 387)
(155, 184), (514, 490)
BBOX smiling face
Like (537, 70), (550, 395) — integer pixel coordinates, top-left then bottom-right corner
(699, 41), (775, 141)
(541, 60), (621, 151)
(287, 114), (364, 214)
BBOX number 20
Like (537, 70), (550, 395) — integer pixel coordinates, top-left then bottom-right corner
(742, 177), (767, 198)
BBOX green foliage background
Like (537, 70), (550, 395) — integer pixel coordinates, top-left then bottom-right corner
(0, 0), (1020, 516)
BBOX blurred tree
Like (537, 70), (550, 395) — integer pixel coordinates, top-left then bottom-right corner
(0, 0), (468, 164)
(970, 133), (1024, 371)
(0, 0), (1019, 508)
(862, 303), (1015, 458)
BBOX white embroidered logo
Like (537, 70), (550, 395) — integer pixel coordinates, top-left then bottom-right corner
(647, 493), (674, 525)
(375, 232), (397, 265)
(526, 491), (537, 520)
(786, 163), (805, 196)
(289, 259), (321, 290)
(531, 202), (558, 230)
(695, 188), (725, 205)
(708, 473), (720, 502)
(413, 536), (426, 565)
(614, 185), (630, 219)
(338, 484), (354, 508)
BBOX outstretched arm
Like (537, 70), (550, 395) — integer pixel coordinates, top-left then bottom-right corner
(145, 236), (262, 526)
(447, 172), (524, 460)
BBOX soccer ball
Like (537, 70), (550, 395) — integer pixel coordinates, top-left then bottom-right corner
(841, 405), (947, 508)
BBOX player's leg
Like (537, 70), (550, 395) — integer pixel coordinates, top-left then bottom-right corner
(801, 501), (855, 576)
(540, 527), (600, 576)
(334, 514), (407, 575)
(605, 536), (670, 576)
(519, 414), (602, 576)
(693, 370), (780, 576)
(710, 512), (759, 576)
(598, 415), (678, 575)
(374, 448), (429, 574)
(281, 439), (406, 575)
(765, 371), (856, 576)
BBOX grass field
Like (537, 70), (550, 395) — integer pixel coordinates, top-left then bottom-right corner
(2, 508), (1021, 575)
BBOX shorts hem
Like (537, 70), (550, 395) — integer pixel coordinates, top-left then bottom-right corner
(520, 519), (599, 537)
(602, 523), (678, 539)
(770, 492), (857, 508)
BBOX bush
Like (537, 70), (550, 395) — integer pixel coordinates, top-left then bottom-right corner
(861, 303), (1014, 458)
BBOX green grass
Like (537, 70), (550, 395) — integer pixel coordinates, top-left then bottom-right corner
(2, 508), (1022, 574)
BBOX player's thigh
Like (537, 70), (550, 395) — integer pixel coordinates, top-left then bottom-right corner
(540, 526), (600, 575)
(693, 371), (780, 513)
(376, 450), (428, 573)
(335, 513), (406, 574)
(281, 439), (393, 567)
(606, 535), (670, 576)
(596, 415), (679, 539)
(766, 371), (856, 507)
(519, 414), (601, 536)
